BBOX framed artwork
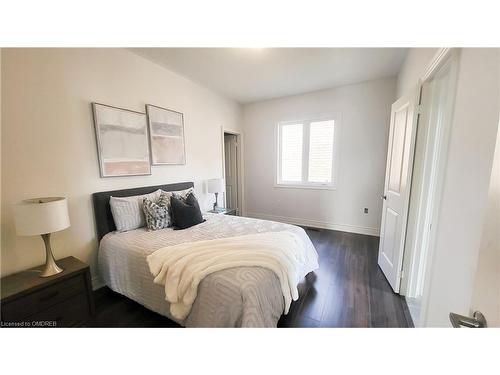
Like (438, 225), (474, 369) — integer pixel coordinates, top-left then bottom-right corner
(92, 103), (152, 177)
(146, 104), (186, 165)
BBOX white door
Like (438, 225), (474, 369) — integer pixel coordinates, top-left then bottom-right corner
(224, 133), (239, 212)
(378, 91), (419, 292)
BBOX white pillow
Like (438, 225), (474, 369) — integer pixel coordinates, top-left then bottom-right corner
(110, 189), (162, 232)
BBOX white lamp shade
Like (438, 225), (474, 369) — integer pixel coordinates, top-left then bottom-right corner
(207, 178), (225, 193)
(13, 197), (70, 236)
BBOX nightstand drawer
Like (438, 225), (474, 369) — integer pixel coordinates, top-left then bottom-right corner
(1, 274), (86, 321)
(27, 293), (90, 327)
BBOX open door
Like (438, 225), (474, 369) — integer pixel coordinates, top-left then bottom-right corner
(378, 90), (420, 292)
(224, 132), (239, 214)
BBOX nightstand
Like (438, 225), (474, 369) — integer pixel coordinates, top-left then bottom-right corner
(207, 208), (237, 216)
(1, 256), (95, 327)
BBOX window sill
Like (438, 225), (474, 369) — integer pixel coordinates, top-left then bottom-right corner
(274, 183), (337, 191)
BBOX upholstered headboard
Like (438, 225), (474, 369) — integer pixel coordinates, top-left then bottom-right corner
(92, 182), (194, 241)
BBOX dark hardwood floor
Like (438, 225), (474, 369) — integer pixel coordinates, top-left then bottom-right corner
(277, 228), (412, 327)
(89, 228), (413, 328)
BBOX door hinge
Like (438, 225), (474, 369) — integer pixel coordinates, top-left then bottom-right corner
(400, 270), (404, 279)
(416, 104), (423, 114)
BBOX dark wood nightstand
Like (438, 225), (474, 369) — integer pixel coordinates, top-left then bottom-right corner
(1, 256), (95, 327)
(207, 207), (237, 216)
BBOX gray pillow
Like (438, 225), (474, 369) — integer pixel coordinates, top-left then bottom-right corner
(142, 191), (173, 230)
(110, 189), (161, 232)
(164, 187), (196, 200)
(170, 193), (205, 230)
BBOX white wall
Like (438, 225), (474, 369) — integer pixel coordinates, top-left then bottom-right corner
(1, 48), (242, 281)
(471, 121), (500, 327)
(242, 78), (396, 235)
(398, 48), (500, 326)
(397, 48), (439, 97)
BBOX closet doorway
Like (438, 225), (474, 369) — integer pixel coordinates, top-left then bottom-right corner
(378, 49), (460, 326)
(222, 130), (242, 215)
(400, 50), (460, 326)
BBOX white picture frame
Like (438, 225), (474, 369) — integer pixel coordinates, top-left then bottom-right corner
(146, 104), (186, 165)
(92, 102), (152, 177)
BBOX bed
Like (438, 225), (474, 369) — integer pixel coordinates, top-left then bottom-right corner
(93, 182), (318, 327)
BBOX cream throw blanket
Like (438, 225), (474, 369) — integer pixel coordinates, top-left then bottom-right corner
(146, 231), (312, 320)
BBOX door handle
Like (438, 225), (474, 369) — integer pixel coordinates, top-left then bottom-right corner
(449, 311), (487, 328)
(381, 195), (387, 200)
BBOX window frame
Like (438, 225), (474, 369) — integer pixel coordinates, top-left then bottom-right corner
(275, 114), (340, 190)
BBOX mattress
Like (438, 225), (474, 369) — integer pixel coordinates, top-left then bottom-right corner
(98, 213), (318, 327)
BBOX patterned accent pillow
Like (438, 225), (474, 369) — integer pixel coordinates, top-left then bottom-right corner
(142, 191), (173, 231)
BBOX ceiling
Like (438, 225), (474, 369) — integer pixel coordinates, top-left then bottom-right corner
(130, 48), (407, 104)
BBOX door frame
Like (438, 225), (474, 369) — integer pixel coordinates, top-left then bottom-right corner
(220, 127), (244, 215)
(401, 48), (461, 326)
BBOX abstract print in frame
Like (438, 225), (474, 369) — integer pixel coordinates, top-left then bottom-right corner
(92, 103), (152, 177)
(146, 104), (186, 165)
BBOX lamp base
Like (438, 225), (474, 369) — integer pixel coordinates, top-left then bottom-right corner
(40, 233), (64, 277)
(213, 192), (219, 211)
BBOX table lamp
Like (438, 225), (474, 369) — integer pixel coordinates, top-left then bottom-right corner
(13, 197), (70, 277)
(207, 178), (225, 210)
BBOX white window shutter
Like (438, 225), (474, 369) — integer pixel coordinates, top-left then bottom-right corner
(280, 123), (303, 182)
(308, 120), (335, 183)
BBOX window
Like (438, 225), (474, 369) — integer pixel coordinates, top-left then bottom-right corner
(280, 123), (303, 182)
(277, 117), (338, 189)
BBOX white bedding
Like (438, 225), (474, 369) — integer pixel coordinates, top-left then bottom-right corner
(148, 231), (315, 320)
(98, 213), (319, 327)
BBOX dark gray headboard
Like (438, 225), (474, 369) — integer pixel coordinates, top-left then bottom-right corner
(92, 182), (194, 241)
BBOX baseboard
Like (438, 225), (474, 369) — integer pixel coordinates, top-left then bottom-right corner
(245, 212), (380, 236)
(91, 274), (105, 291)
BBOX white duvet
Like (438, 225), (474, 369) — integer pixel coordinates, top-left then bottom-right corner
(147, 230), (318, 320)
